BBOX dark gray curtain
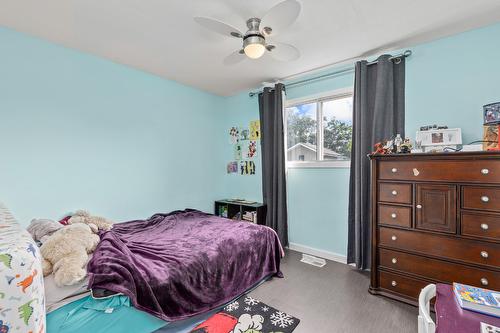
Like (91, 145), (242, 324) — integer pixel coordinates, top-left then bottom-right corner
(258, 83), (288, 247)
(347, 55), (405, 270)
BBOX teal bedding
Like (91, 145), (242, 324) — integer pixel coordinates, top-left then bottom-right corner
(47, 273), (271, 333)
(47, 295), (167, 333)
(47, 294), (223, 333)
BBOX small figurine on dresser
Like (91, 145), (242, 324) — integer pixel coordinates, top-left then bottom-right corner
(372, 134), (412, 155)
(373, 142), (391, 155)
(400, 138), (413, 153)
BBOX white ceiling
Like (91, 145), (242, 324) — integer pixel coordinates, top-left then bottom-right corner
(2, 0), (500, 96)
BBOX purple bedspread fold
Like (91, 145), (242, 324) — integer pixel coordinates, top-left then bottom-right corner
(87, 209), (283, 321)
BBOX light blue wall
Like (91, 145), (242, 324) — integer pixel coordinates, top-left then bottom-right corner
(287, 168), (350, 255)
(2, 20), (500, 252)
(406, 23), (500, 142)
(0, 27), (224, 225)
(217, 93), (263, 202)
(219, 22), (500, 257)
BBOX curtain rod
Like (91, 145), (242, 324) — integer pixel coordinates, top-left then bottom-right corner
(248, 50), (412, 97)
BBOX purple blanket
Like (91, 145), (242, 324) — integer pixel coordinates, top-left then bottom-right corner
(87, 210), (283, 321)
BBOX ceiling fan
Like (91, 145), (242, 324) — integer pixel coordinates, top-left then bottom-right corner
(194, 0), (301, 65)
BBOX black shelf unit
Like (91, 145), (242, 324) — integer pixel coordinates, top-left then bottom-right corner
(214, 200), (266, 225)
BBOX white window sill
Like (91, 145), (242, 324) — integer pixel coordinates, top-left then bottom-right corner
(287, 161), (351, 169)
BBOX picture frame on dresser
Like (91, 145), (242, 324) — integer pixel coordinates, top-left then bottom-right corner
(369, 152), (500, 306)
(415, 128), (462, 152)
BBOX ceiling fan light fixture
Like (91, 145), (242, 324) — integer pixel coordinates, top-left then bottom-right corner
(194, 1), (302, 65)
(243, 35), (266, 59)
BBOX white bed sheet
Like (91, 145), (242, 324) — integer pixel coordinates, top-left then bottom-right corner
(44, 275), (89, 313)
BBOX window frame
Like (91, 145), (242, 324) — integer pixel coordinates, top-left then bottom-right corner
(285, 87), (353, 169)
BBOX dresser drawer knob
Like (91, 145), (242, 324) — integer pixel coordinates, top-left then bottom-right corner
(391, 190), (398, 196)
(481, 223), (489, 230)
(481, 168), (490, 175)
(416, 204), (422, 209)
(391, 280), (397, 287)
(391, 168), (398, 173)
(481, 251), (489, 258)
(481, 196), (490, 203)
(391, 213), (397, 219)
(392, 258), (397, 264)
(391, 235), (397, 241)
(481, 278), (489, 286)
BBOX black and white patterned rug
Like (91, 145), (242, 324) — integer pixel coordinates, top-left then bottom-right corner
(190, 294), (300, 333)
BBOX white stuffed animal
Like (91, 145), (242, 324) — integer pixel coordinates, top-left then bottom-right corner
(68, 210), (113, 232)
(40, 223), (100, 287)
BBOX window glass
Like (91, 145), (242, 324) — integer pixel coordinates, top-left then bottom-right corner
(286, 103), (317, 161)
(285, 92), (353, 165)
(322, 96), (353, 160)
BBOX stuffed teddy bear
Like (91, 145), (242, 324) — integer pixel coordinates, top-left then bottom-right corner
(27, 218), (63, 245)
(68, 210), (113, 232)
(40, 223), (100, 287)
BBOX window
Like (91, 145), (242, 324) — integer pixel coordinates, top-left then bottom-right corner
(285, 89), (353, 167)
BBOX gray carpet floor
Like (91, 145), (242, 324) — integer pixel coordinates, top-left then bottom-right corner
(249, 249), (418, 333)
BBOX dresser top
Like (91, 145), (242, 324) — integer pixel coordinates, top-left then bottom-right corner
(369, 151), (500, 160)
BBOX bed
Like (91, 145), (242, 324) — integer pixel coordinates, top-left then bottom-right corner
(26, 208), (283, 332)
(87, 209), (284, 322)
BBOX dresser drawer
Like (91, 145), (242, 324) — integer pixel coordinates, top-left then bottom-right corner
(379, 270), (428, 300)
(379, 160), (500, 184)
(378, 204), (411, 228)
(378, 182), (412, 204)
(462, 186), (500, 213)
(379, 248), (500, 290)
(461, 212), (500, 242)
(379, 226), (500, 268)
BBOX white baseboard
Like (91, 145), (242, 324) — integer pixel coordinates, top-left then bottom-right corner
(288, 242), (347, 265)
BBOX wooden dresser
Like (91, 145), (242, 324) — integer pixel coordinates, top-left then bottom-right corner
(369, 152), (500, 305)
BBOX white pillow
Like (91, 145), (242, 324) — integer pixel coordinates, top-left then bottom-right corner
(0, 202), (46, 333)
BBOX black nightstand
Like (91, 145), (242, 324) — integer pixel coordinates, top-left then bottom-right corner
(214, 200), (267, 225)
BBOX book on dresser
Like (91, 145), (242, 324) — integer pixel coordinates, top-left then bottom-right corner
(454, 282), (500, 317)
(369, 151), (500, 305)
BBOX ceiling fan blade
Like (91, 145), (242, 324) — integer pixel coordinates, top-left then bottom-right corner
(224, 50), (246, 65)
(260, 0), (301, 36)
(194, 17), (243, 38)
(267, 43), (300, 61)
